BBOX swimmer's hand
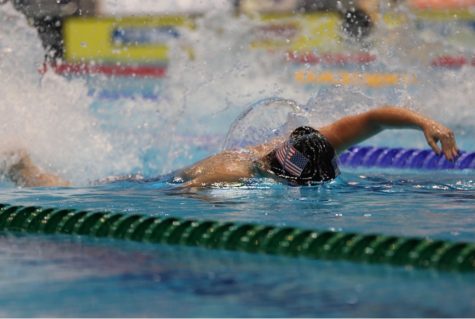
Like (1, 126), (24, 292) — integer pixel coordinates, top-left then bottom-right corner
(422, 121), (459, 161)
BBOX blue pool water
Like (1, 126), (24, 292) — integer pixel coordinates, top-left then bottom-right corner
(1, 3), (475, 317)
(1, 234), (474, 317)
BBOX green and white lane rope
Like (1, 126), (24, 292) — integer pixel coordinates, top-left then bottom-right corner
(0, 203), (474, 272)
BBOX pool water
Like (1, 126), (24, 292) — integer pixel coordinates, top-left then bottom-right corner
(1, 234), (474, 317)
(1, 2), (475, 317)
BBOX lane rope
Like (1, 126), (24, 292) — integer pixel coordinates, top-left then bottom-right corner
(340, 146), (475, 170)
(1, 204), (473, 272)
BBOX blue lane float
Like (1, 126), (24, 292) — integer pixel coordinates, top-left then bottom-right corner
(339, 146), (475, 170)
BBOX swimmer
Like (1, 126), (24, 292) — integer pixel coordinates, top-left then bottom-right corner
(0, 106), (458, 188)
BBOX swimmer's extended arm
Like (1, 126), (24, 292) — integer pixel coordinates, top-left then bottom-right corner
(318, 106), (459, 161)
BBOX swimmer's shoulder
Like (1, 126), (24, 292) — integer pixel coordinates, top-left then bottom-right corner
(245, 137), (286, 158)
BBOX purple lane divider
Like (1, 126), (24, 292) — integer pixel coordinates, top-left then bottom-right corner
(339, 146), (475, 170)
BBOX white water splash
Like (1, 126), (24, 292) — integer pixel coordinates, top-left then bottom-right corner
(148, 8), (312, 172)
(0, 3), (139, 184)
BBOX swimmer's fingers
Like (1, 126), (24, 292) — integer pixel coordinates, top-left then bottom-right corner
(424, 131), (442, 156)
(453, 139), (460, 158)
(440, 130), (459, 161)
(424, 122), (458, 161)
(451, 133), (460, 158)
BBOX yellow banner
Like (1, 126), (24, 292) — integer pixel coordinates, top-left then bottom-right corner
(64, 16), (194, 63)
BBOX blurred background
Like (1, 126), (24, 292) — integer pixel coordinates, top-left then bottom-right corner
(10, 0), (475, 71)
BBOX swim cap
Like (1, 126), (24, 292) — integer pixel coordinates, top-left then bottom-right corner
(264, 126), (340, 185)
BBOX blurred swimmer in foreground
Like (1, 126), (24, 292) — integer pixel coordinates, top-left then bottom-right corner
(1, 106), (458, 188)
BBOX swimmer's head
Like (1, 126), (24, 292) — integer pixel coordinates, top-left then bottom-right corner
(262, 126), (340, 185)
